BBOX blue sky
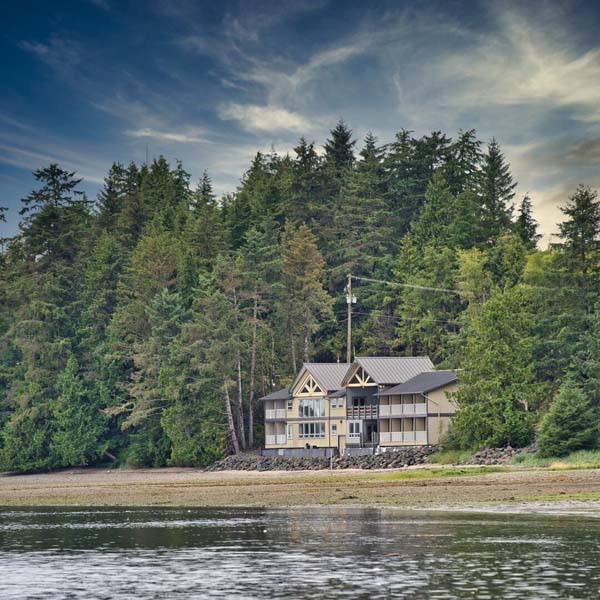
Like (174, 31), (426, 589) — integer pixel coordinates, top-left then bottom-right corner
(2, 0), (600, 242)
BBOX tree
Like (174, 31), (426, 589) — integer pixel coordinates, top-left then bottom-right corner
(515, 195), (541, 249)
(323, 120), (355, 174)
(537, 381), (597, 457)
(479, 139), (516, 242)
(558, 185), (600, 276)
(280, 223), (333, 369)
(50, 355), (105, 467)
(449, 286), (540, 449)
(19, 164), (90, 262)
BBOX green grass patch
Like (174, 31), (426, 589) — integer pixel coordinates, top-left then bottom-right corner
(509, 449), (600, 470)
(426, 449), (475, 465)
(375, 465), (510, 480)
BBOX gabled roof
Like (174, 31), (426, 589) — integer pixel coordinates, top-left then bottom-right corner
(342, 356), (435, 386)
(292, 363), (351, 394)
(259, 387), (292, 401)
(376, 370), (457, 396)
(328, 388), (346, 398)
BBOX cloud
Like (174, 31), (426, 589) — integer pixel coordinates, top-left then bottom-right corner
(19, 35), (82, 73)
(90, 0), (110, 10)
(126, 127), (209, 143)
(217, 103), (310, 133)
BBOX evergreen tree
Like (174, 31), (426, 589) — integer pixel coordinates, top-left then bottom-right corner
(280, 223), (333, 369)
(515, 195), (541, 249)
(538, 381), (597, 457)
(479, 139), (516, 242)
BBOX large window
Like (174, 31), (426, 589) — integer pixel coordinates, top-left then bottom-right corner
(299, 422), (326, 438)
(352, 397), (366, 407)
(287, 424), (293, 439)
(298, 398), (325, 418)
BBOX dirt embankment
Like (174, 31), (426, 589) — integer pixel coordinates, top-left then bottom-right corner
(1, 466), (600, 509)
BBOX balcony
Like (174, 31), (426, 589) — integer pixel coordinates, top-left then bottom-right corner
(379, 403), (427, 417)
(266, 434), (287, 445)
(379, 430), (427, 444)
(265, 408), (287, 420)
(346, 405), (379, 420)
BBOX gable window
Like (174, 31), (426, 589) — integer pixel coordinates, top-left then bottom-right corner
(298, 398), (325, 418)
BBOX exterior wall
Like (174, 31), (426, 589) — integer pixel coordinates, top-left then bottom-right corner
(425, 382), (457, 445)
(265, 390), (346, 450)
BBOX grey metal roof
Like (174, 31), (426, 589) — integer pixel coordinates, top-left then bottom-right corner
(376, 370), (457, 396)
(291, 363), (351, 393)
(328, 389), (346, 398)
(345, 356), (435, 385)
(259, 387), (292, 401)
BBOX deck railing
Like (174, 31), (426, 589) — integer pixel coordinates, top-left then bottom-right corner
(346, 405), (379, 420)
(265, 408), (286, 420)
(379, 430), (427, 443)
(265, 434), (287, 445)
(379, 403), (427, 417)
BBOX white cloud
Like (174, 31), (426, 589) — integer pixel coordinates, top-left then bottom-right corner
(126, 127), (209, 143)
(217, 103), (310, 133)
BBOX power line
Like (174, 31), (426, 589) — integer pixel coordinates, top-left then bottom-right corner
(351, 274), (461, 295)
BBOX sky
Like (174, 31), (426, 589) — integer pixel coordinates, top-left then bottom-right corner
(2, 0), (600, 243)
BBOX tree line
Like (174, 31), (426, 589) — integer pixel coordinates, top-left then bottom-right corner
(0, 121), (598, 471)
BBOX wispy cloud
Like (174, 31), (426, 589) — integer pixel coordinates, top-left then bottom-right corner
(217, 103), (310, 133)
(126, 127), (209, 143)
(19, 35), (82, 73)
(90, 0), (110, 11)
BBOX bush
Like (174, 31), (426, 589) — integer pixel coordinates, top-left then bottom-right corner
(538, 381), (598, 458)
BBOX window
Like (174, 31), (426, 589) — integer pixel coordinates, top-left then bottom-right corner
(287, 398), (293, 411)
(287, 424), (293, 439)
(298, 398), (325, 418)
(352, 396), (366, 407)
(298, 422), (326, 438)
(330, 398), (338, 409)
(348, 421), (361, 435)
(331, 424), (337, 435)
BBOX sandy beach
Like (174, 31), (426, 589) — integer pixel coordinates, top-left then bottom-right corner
(1, 466), (600, 510)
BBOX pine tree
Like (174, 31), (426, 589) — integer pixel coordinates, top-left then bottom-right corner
(515, 195), (541, 249)
(558, 185), (600, 276)
(538, 381), (597, 457)
(480, 139), (516, 242)
(323, 120), (355, 174)
(280, 223), (333, 369)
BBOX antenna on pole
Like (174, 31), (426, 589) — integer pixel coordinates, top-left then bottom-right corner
(345, 273), (356, 363)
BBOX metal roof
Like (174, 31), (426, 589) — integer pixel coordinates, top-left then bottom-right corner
(293, 363), (351, 393)
(376, 370), (457, 395)
(259, 387), (292, 401)
(344, 356), (435, 385)
(328, 389), (346, 397)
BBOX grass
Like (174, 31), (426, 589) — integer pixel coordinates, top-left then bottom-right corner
(509, 449), (600, 470)
(426, 449), (475, 465)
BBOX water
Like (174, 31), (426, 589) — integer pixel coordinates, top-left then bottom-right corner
(1, 506), (600, 599)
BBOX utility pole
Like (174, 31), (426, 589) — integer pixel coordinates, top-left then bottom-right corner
(345, 273), (356, 363)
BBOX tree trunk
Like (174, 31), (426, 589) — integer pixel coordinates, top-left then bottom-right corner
(236, 352), (246, 450)
(248, 294), (258, 448)
(288, 318), (297, 373)
(223, 379), (240, 455)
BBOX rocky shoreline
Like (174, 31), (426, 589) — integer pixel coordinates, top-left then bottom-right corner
(204, 446), (437, 471)
(205, 444), (537, 471)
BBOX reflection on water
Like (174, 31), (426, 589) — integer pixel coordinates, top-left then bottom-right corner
(1, 506), (600, 599)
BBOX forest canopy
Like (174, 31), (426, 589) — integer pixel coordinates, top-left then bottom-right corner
(1, 122), (599, 471)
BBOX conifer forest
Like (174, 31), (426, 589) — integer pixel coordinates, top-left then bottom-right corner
(1, 122), (599, 471)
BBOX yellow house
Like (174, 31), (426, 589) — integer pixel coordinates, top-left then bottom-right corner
(261, 357), (458, 455)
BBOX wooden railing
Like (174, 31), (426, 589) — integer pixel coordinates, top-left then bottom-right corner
(346, 405), (378, 420)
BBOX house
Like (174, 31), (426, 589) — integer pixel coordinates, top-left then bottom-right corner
(261, 357), (458, 455)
